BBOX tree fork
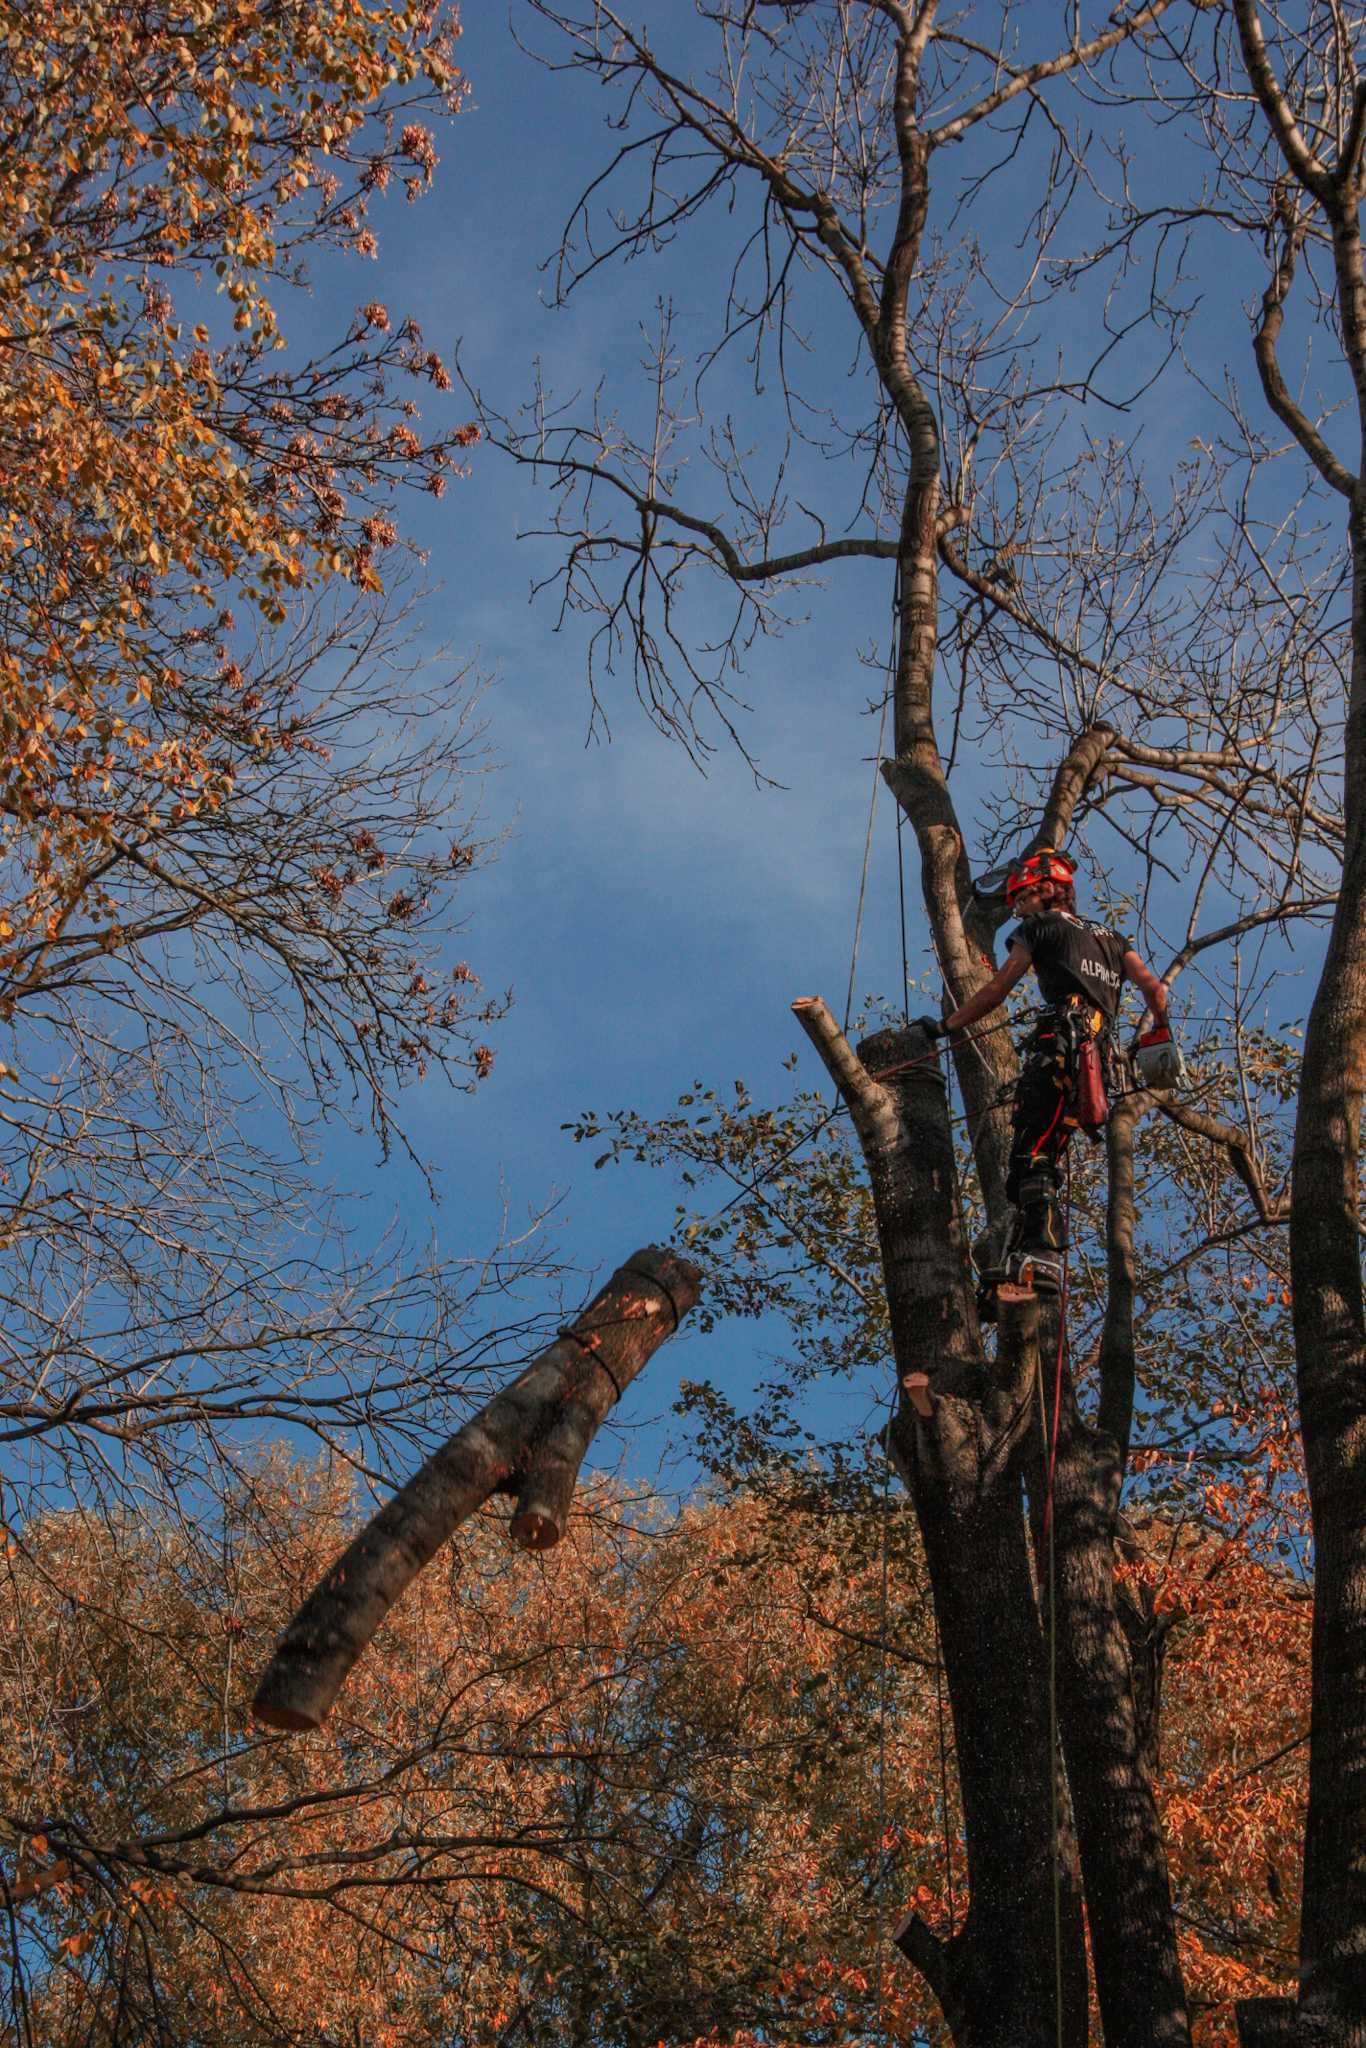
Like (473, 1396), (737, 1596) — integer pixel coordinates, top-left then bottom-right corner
(251, 1246), (701, 1732)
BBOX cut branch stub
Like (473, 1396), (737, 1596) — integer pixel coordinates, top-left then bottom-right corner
(251, 1246), (701, 1733)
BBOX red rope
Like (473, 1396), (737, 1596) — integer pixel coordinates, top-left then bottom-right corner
(1041, 1151), (1072, 1549)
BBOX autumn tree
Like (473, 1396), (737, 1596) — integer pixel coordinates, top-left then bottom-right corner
(0, 4), (606, 2012)
(0, 0), (568, 1531)
(472, 3), (1347, 2043)
(0, 1460), (1308, 2048)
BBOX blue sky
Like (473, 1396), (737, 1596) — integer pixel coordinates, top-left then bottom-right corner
(296, 9), (937, 1453)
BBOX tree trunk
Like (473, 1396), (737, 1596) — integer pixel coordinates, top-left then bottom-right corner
(1236, 1999), (1309, 2046)
(1031, 1359), (1192, 2048)
(1285, 496), (1366, 2048)
(794, 1002), (1087, 2048)
(252, 1246), (701, 1730)
(1227, 17), (1366, 2030)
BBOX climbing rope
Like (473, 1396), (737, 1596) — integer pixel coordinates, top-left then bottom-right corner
(1041, 1156), (1072, 1558)
(844, 688), (890, 1035)
(1036, 1150), (1072, 2048)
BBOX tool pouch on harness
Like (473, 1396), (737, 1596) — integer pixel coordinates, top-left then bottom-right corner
(1052, 1003), (1108, 1136)
(1074, 1035), (1108, 1132)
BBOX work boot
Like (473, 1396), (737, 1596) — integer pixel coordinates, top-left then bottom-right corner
(970, 1220), (1023, 1318)
(1006, 1244), (1066, 1296)
(1008, 1165), (1067, 1296)
(971, 1224), (1009, 1323)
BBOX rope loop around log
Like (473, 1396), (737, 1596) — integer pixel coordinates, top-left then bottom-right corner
(622, 1259), (689, 1330)
(559, 1327), (627, 1402)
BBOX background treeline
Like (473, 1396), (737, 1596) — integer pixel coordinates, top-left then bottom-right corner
(0, 1469), (1306, 2047)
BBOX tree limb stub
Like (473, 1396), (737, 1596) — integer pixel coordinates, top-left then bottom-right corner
(892, 1909), (962, 2033)
(790, 995), (902, 1151)
(251, 1247), (701, 1733)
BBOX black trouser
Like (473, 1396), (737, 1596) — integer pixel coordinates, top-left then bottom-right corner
(1006, 1007), (1105, 1254)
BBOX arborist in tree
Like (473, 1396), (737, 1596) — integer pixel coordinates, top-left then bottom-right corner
(917, 848), (1178, 1300)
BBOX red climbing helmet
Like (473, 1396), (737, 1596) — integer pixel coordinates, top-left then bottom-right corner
(1005, 846), (1076, 905)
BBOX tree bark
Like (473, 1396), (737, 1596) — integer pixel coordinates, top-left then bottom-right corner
(1236, 1999), (1309, 2047)
(252, 1246), (701, 1731)
(1022, 1110), (1191, 2047)
(1030, 1351), (1192, 2048)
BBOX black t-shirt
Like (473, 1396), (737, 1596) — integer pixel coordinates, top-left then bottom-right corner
(1009, 911), (1131, 1019)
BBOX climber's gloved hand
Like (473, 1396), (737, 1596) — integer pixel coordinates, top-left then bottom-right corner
(913, 1014), (945, 1042)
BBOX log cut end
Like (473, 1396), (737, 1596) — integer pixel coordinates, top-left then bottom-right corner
(251, 1694), (324, 1733)
(252, 1637), (344, 1728)
(613, 1244), (703, 1324)
(508, 1507), (562, 1551)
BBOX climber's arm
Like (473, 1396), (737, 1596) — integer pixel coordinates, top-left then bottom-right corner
(1123, 949), (1169, 1028)
(940, 943), (1033, 1037)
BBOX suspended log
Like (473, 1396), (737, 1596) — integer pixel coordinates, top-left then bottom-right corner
(251, 1246), (701, 1732)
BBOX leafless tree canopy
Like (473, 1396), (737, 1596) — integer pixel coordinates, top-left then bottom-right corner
(479, 4), (1339, 958)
